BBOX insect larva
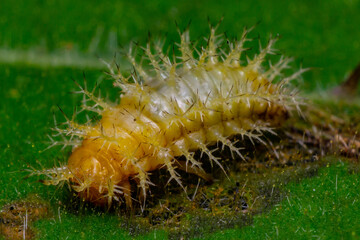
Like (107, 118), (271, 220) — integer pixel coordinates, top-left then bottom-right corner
(33, 23), (304, 209)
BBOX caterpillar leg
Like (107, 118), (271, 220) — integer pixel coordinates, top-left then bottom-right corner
(175, 160), (213, 182)
(186, 131), (227, 177)
(121, 180), (133, 210)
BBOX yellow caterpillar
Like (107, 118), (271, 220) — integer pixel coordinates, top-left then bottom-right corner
(33, 24), (304, 208)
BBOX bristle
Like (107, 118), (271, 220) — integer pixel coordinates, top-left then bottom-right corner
(127, 43), (149, 80)
(224, 26), (252, 67)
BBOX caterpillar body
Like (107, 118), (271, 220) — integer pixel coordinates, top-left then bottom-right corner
(35, 24), (303, 208)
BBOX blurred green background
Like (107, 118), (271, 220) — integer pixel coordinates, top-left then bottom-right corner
(1, 0), (360, 239)
(1, 0), (359, 89)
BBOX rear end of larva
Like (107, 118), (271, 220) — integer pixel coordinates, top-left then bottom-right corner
(31, 23), (305, 210)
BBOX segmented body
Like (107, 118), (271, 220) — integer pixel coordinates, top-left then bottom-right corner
(35, 25), (303, 208)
